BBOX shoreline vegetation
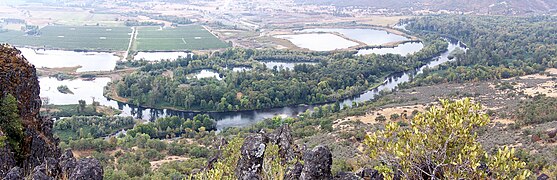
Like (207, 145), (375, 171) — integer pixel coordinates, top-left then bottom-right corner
(102, 37), (449, 113)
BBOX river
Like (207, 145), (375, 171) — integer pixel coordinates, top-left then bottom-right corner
(36, 39), (466, 130)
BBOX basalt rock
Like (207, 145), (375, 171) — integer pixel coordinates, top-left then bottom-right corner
(537, 173), (550, 180)
(355, 168), (383, 180)
(0, 45), (103, 178)
(0, 131), (17, 177)
(300, 145), (333, 180)
(334, 172), (362, 180)
(2, 167), (22, 180)
(69, 158), (103, 180)
(284, 162), (303, 180)
(268, 124), (296, 163)
(235, 134), (268, 180)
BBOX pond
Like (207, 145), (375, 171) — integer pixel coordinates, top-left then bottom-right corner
(39, 77), (114, 105)
(232, 67), (252, 72)
(300, 28), (410, 46)
(39, 39), (467, 130)
(261, 61), (318, 70)
(20, 48), (119, 72)
(191, 69), (223, 80)
(356, 42), (424, 56)
(134, 52), (193, 61)
(274, 33), (359, 51)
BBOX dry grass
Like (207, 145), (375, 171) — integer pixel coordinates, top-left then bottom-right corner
(342, 105), (427, 125)
(150, 156), (190, 170)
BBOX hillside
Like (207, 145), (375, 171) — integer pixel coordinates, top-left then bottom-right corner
(0, 44), (103, 179)
(295, 0), (557, 14)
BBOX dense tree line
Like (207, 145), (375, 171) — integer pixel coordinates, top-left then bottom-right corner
(53, 116), (135, 142)
(127, 114), (216, 139)
(109, 40), (448, 112)
(402, 15), (557, 86)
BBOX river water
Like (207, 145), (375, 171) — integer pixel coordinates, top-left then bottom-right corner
(37, 39), (466, 130)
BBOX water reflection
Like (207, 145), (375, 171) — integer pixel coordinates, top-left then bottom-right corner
(357, 42), (424, 56)
(261, 61), (318, 70)
(20, 48), (118, 72)
(39, 39), (467, 130)
(274, 33), (359, 51)
(191, 69), (223, 80)
(300, 28), (410, 46)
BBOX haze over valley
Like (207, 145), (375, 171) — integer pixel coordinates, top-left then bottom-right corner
(0, 0), (556, 179)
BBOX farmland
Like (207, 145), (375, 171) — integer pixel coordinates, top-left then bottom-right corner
(134, 25), (229, 51)
(0, 26), (132, 51)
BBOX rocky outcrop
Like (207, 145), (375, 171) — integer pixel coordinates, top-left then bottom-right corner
(0, 131), (17, 177)
(300, 145), (333, 180)
(0, 44), (103, 178)
(232, 125), (379, 180)
(334, 172), (361, 180)
(3, 167), (22, 180)
(355, 168), (383, 180)
(70, 158), (103, 180)
(235, 134), (268, 179)
(268, 124), (296, 163)
(537, 174), (550, 180)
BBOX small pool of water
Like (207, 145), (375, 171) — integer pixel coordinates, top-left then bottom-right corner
(357, 42), (424, 56)
(274, 33), (359, 51)
(300, 28), (409, 46)
(262, 61), (318, 70)
(39, 77), (113, 105)
(191, 69), (223, 80)
(232, 67), (252, 72)
(20, 48), (119, 72)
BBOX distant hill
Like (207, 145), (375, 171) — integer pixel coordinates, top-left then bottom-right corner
(295, 0), (557, 14)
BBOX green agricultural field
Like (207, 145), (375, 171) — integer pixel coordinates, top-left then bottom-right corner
(0, 26), (132, 51)
(135, 25), (229, 51)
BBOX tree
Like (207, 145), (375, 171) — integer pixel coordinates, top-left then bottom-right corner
(78, 100), (86, 113)
(0, 94), (24, 161)
(365, 98), (531, 179)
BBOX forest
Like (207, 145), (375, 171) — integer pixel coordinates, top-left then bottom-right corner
(400, 15), (557, 86)
(109, 38), (448, 112)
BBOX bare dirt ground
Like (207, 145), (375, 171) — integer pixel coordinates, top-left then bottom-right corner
(150, 156), (190, 170)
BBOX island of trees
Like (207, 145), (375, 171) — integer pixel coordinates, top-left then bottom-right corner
(107, 38), (448, 112)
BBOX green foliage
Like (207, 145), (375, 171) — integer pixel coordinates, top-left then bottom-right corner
(262, 143), (286, 180)
(0, 94), (24, 160)
(365, 98), (531, 179)
(127, 114), (217, 139)
(406, 15), (557, 86)
(194, 137), (244, 179)
(515, 95), (557, 126)
(54, 116), (135, 142)
(113, 40), (447, 112)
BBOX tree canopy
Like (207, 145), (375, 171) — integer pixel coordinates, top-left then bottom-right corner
(365, 98), (531, 179)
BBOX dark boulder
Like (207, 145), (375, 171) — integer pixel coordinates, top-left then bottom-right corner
(300, 145), (333, 180)
(334, 172), (362, 180)
(0, 131), (17, 177)
(2, 167), (22, 180)
(268, 124), (296, 163)
(547, 129), (557, 138)
(69, 158), (104, 180)
(58, 149), (76, 178)
(355, 168), (383, 180)
(235, 134), (268, 180)
(284, 162), (303, 180)
(537, 173), (550, 180)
